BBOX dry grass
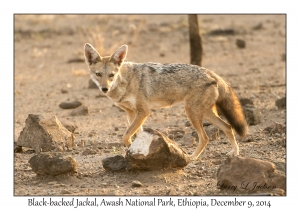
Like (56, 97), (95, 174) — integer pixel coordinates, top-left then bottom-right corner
(78, 24), (140, 56)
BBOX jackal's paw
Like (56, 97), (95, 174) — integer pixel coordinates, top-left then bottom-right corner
(122, 137), (132, 147)
(226, 150), (239, 157)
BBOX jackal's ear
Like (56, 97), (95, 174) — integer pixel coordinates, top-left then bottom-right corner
(84, 43), (101, 65)
(111, 45), (128, 66)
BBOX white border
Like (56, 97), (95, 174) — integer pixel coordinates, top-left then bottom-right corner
(4, 0), (296, 209)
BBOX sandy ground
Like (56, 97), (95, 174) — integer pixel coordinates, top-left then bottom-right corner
(14, 14), (286, 196)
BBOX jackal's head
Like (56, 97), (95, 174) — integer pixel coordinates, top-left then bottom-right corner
(84, 43), (128, 93)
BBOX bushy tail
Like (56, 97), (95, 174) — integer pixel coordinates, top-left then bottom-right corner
(216, 86), (248, 137)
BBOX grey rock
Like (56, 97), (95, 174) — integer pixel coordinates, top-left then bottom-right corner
(243, 104), (261, 125)
(29, 153), (77, 176)
(236, 39), (246, 48)
(59, 101), (82, 109)
(14, 142), (23, 153)
(209, 28), (235, 36)
(239, 97), (254, 106)
(275, 97), (286, 108)
(17, 114), (74, 152)
(102, 155), (129, 172)
(217, 157), (286, 193)
(70, 105), (89, 116)
(252, 23), (263, 30)
(125, 128), (190, 170)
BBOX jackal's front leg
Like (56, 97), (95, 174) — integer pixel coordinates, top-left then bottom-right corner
(122, 108), (150, 147)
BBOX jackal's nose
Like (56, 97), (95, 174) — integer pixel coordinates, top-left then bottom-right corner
(101, 87), (108, 93)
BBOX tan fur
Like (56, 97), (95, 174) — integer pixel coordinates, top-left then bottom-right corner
(84, 43), (248, 160)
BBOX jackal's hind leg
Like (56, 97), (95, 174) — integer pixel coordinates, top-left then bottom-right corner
(204, 106), (239, 156)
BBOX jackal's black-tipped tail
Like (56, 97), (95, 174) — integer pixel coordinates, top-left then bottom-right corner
(216, 87), (248, 137)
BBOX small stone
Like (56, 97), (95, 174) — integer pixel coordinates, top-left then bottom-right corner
(61, 189), (71, 194)
(275, 97), (286, 108)
(168, 188), (177, 196)
(236, 39), (246, 48)
(14, 142), (23, 153)
(59, 101), (82, 109)
(239, 97), (254, 106)
(281, 53), (286, 61)
(209, 28), (235, 36)
(132, 181), (143, 187)
(70, 105), (89, 116)
(61, 89), (68, 94)
(102, 155), (129, 172)
(252, 22), (263, 30)
(48, 181), (58, 185)
(185, 121), (191, 127)
(242, 104), (261, 125)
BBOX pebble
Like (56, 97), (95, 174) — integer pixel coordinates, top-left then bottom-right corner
(61, 189), (71, 194)
(59, 101), (82, 109)
(48, 181), (58, 185)
(236, 39), (246, 48)
(132, 181), (143, 187)
(70, 105), (90, 116)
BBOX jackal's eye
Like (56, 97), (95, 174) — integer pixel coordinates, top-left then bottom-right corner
(95, 72), (102, 77)
(109, 73), (115, 78)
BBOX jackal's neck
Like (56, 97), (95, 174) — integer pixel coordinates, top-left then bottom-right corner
(106, 65), (129, 102)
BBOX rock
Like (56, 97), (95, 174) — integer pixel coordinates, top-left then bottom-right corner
(239, 97), (254, 106)
(263, 122), (286, 135)
(242, 104), (261, 125)
(185, 121), (191, 127)
(70, 105), (89, 116)
(88, 78), (98, 89)
(252, 23), (263, 30)
(61, 89), (68, 94)
(59, 101), (82, 109)
(217, 157), (286, 193)
(102, 155), (129, 172)
(168, 188), (177, 196)
(61, 189), (71, 194)
(281, 53), (286, 61)
(209, 28), (235, 36)
(131, 180), (143, 187)
(204, 125), (219, 141)
(275, 97), (286, 108)
(236, 39), (246, 48)
(14, 142), (23, 153)
(125, 128), (190, 170)
(29, 153), (77, 176)
(17, 114), (74, 152)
